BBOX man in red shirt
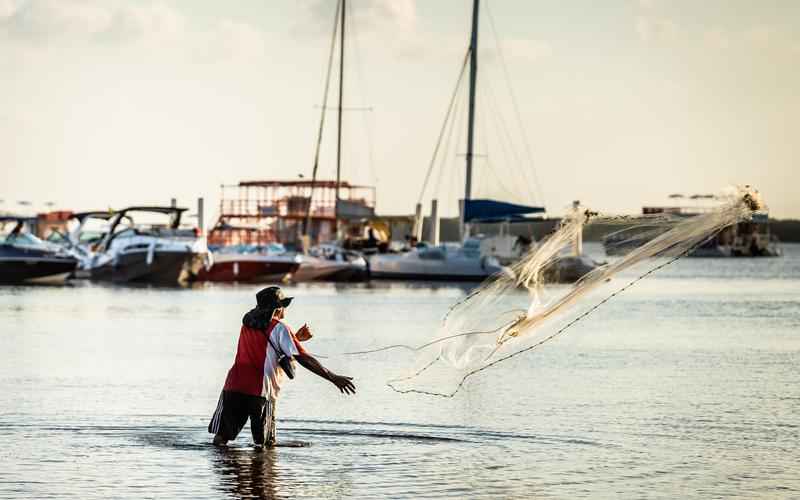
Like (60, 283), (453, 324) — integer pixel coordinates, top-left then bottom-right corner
(209, 286), (355, 449)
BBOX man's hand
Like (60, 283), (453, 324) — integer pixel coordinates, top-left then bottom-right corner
(295, 352), (356, 396)
(330, 374), (356, 395)
(296, 324), (313, 342)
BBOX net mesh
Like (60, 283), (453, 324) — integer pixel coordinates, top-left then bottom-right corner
(382, 185), (765, 397)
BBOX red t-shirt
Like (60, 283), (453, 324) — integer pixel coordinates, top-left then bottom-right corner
(223, 319), (277, 396)
(222, 319), (307, 397)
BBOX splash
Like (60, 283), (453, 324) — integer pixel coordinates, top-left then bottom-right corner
(385, 185), (765, 397)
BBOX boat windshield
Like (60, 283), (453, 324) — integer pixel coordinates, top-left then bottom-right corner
(69, 216), (114, 245)
(108, 210), (195, 240)
(216, 243), (286, 255)
(1, 230), (49, 249)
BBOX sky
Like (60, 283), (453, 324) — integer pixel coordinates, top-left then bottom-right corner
(1, 0), (798, 224)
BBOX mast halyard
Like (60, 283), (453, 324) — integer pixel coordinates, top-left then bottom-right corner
(335, 0), (346, 219)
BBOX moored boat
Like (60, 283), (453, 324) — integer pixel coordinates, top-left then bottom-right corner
(368, 239), (502, 281)
(77, 206), (206, 285)
(292, 244), (368, 282)
(195, 244), (301, 283)
(603, 199), (782, 258)
(0, 217), (78, 284)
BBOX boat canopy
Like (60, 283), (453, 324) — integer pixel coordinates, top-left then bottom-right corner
(463, 199), (545, 223)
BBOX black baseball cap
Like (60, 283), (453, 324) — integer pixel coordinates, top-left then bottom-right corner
(256, 286), (293, 310)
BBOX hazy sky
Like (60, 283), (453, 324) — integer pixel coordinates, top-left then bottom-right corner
(1, 0), (798, 223)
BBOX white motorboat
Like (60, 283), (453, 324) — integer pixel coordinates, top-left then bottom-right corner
(291, 244), (368, 282)
(75, 206), (206, 285)
(0, 217), (78, 284)
(368, 238), (503, 281)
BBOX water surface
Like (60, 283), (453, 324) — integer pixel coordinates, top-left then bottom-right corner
(1, 243), (798, 498)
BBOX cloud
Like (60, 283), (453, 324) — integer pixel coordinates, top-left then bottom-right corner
(635, 15), (680, 43)
(201, 19), (265, 62)
(305, 0), (417, 35)
(101, 2), (184, 44)
(2, 0), (112, 41)
(702, 28), (730, 50)
(0, 0), (20, 19)
(0, 0), (269, 65)
(0, 0), (186, 45)
(699, 24), (799, 56)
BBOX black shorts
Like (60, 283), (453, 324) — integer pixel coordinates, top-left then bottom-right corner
(208, 390), (270, 445)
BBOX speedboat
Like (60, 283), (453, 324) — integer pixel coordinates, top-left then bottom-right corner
(195, 243), (301, 283)
(76, 206), (206, 285)
(291, 244), (368, 282)
(367, 238), (503, 281)
(602, 225), (668, 257)
(0, 217), (78, 284)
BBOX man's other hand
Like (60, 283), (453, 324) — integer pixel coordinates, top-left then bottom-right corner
(330, 374), (356, 395)
(296, 324), (313, 341)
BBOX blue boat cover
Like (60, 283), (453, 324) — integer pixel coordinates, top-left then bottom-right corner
(463, 199), (545, 222)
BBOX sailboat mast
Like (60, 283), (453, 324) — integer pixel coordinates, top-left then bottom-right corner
(465, 0), (479, 201)
(335, 0), (346, 216)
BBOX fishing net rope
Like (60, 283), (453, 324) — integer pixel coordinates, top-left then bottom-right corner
(343, 186), (765, 397)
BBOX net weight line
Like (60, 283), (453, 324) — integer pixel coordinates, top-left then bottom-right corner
(386, 231), (719, 398)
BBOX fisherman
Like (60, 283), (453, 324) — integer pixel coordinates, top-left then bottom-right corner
(209, 286), (355, 449)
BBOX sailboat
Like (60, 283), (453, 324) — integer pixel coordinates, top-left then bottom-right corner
(291, 0), (371, 282)
(368, 0), (544, 281)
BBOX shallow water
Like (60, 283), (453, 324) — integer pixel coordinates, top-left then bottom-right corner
(1, 243), (798, 499)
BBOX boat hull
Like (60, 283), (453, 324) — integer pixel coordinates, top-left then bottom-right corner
(0, 244), (78, 284)
(367, 253), (500, 282)
(194, 256), (300, 283)
(0, 258), (77, 284)
(368, 270), (493, 281)
(291, 262), (368, 282)
(87, 249), (200, 285)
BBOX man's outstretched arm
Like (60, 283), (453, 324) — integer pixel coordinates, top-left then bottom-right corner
(295, 352), (356, 395)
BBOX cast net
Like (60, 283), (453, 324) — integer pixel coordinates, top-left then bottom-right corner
(383, 185), (765, 397)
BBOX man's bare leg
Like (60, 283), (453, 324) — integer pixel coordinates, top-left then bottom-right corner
(213, 434), (229, 446)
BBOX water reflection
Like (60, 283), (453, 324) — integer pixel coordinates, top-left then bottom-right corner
(212, 447), (280, 500)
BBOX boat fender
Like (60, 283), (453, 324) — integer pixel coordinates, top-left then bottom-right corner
(146, 241), (156, 266)
(204, 251), (214, 271)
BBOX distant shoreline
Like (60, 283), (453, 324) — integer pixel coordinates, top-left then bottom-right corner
(425, 217), (800, 243)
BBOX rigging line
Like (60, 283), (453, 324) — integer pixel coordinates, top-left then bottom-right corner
(305, 0), (341, 234)
(449, 87), (468, 215)
(385, 229), (721, 398)
(432, 76), (465, 201)
(481, 80), (526, 202)
(477, 82), (525, 201)
(485, 72), (537, 203)
(480, 57), (534, 203)
(479, 111), (516, 201)
(442, 80), (467, 215)
(485, 0), (545, 206)
(417, 50), (472, 206)
(481, 70), (536, 203)
(348, 5), (378, 187)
